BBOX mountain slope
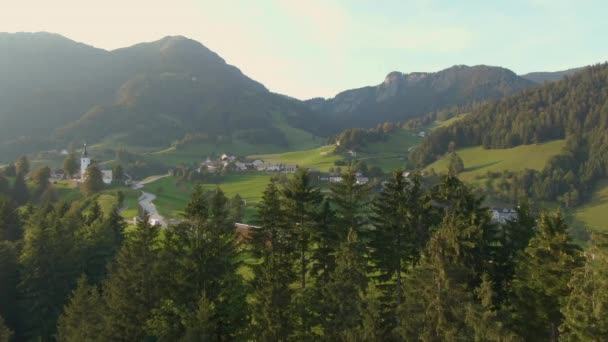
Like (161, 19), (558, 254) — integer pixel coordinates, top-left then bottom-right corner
(520, 67), (585, 84)
(0, 33), (321, 159)
(306, 65), (536, 129)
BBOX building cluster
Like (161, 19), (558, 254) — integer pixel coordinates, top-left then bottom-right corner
(490, 207), (518, 224)
(318, 171), (369, 185)
(197, 153), (298, 174)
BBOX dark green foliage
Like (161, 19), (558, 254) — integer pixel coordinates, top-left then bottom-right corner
(229, 194), (245, 222)
(63, 152), (79, 179)
(82, 166), (104, 196)
(56, 276), (105, 342)
(0, 197), (21, 241)
(102, 214), (162, 341)
(0, 242), (20, 336)
(12, 174), (29, 205)
(560, 232), (608, 340)
(15, 156), (29, 177)
(18, 202), (83, 340)
(330, 168), (370, 238)
(509, 211), (583, 341)
(0, 174), (9, 196)
(0, 315), (13, 342)
(448, 151), (464, 174)
(281, 168), (322, 289)
(111, 164), (124, 184)
(321, 229), (368, 339)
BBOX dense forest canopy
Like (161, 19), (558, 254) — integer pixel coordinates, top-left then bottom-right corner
(0, 167), (606, 341)
(412, 63), (608, 206)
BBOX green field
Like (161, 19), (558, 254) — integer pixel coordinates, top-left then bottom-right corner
(250, 145), (341, 172)
(574, 179), (608, 232)
(143, 174), (273, 221)
(357, 129), (422, 171)
(426, 140), (566, 181)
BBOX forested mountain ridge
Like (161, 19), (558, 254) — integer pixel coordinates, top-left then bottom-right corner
(0, 33), (322, 158)
(412, 63), (608, 206)
(306, 65), (536, 129)
(521, 67), (585, 84)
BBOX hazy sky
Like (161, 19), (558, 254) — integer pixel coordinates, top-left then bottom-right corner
(2, 0), (607, 99)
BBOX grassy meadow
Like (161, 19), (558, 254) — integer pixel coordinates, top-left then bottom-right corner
(426, 140), (566, 182)
(250, 145), (340, 172)
(574, 179), (608, 232)
(357, 129), (422, 171)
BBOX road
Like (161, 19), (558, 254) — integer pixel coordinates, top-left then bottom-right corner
(130, 174), (170, 227)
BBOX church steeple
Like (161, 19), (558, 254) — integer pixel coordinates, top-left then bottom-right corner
(82, 143), (89, 158)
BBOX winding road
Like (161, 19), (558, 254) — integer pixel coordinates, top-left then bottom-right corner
(131, 174), (170, 227)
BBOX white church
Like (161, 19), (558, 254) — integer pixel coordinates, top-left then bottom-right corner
(80, 144), (113, 185)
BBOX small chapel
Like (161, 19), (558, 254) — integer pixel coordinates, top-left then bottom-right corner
(80, 144), (113, 184)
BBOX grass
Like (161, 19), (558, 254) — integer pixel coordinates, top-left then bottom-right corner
(431, 113), (470, 130)
(143, 174), (273, 222)
(250, 145), (341, 172)
(357, 129), (422, 171)
(574, 179), (608, 232)
(426, 140), (566, 182)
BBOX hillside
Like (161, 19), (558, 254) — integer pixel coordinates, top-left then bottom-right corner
(520, 67), (584, 84)
(0, 33), (322, 162)
(412, 63), (608, 207)
(306, 65), (536, 129)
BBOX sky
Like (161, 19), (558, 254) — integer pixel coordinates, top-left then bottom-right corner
(1, 0), (607, 99)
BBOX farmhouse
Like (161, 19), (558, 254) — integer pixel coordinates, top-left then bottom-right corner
(491, 208), (517, 224)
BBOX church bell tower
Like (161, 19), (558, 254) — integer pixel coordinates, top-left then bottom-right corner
(80, 143), (91, 179)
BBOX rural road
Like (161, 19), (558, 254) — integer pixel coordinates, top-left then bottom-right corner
(131, 174), (170, 227)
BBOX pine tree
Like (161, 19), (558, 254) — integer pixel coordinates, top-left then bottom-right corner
(12, 174), (29, 205)
(63, 152), (79, 179)
(250, 181), (296, 340)
(15, 155), (29, 177)
(448, 152), (465, 175)
(229, 194), (245, 222)
(31, 166), (51, 197)
(330, 168), (370, 238)
(321, 229), (368, 339)
(82, 166), (104, 196)
(0, 196), (21, 241)
(309, 199), (338, 285)
(18, 203), (82, 340)
(0, 315), (13, 342)
(560, 232), (608, 340)
(102, 213), (162, 341)
(56, 276), (105, 342)
(281, 169), (322, 289)
(369, 171), (430, 324)
(0, 241), (19, 338)
(510, 211), (583, 341)
(183, 292), (217, 341)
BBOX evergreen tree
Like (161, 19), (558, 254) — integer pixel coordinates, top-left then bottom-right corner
(448, 152), (465, 174)
(0, 173), (9, 196)
(309, 199), (338, 285)
(369, 171), (430, 326)
(63, 152), (79, 179)
(112, 164), (124, 184)
(12, 174), (29, 205)
(330, 168), (370, 238)
(0, 315), (12, 342)
(183, 293), (217, 342)
(321, 229), (368, 339)
(0, 241), (20, 337)
(102, 213), (162, 341)
(250, 181), (296, 340)
(560, 232), (608, 340)
(0, 196), (21, 241)
(15, 155), (29, 177)
(281, 169), (321, 289)
(509, 211), (583, 341)
(56, 276), (105, 342)
(31, 166), (51, 196)
(18, 203), (82, 340)
(229, 194), (245, 222)
(82, 166), (104, 196)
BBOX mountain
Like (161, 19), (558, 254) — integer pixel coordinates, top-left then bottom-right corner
(306, 65), (536, 129)
(520, 67), (585, 84)
(0, 33), (320, 159)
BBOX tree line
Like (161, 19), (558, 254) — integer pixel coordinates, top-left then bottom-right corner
(0, 168), (607, 341)
(411, 63), (608, 206)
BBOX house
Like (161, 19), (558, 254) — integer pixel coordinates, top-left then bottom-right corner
(235, 161), (248, 171)
(356, 177), (369, 185)
(283, 164), (298, 173)
(265, 163), (281, 172)
(329, 176), (343, 183)
(101, 169), (113, 185)
(418, 131), (426, 138)
(490, 208), (517, 224)
(50, 169), (65, 181)
(220, 153), (236, 162)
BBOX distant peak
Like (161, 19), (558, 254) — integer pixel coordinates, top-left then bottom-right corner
(383, 71), (405, 84)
